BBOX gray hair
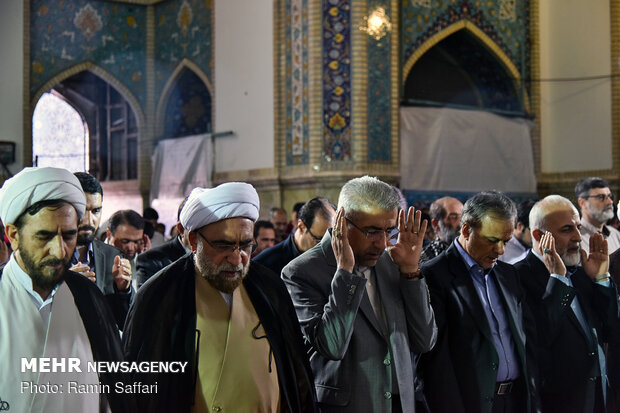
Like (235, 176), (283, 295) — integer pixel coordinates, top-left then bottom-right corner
(529, 195), (578, 232)
(338, 176), (400, 218)
(461, 191), (516, 229)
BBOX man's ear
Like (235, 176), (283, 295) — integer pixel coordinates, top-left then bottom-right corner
(296, 219), (307, 234)
(188, 231), (198, 253)
(105, 228), (112, 242)
(176, 222), (184, 236)
(431, 218), (440, 232)
(531, 228), (544, 243)
(5, 224), (19, 251)
(577, 197), (586, 211)
(460, 222), (471, 239)
(515, 222), (525, 234)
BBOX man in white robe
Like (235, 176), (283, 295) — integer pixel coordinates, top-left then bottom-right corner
(0, 167), (134, 413)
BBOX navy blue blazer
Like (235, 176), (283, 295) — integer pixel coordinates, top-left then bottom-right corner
(254, 233), (300, 276)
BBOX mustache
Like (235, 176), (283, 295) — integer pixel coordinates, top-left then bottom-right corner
(41, 257), (65, 267)
(78, 225), (96, 232)
(218, 263), (244, 272)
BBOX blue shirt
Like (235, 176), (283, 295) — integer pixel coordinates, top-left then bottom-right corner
(71, 242), (95, 268)
(454, 239), (520, 381)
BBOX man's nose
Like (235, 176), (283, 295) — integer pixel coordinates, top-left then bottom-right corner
(226, 249), (243, 266)
(49, 234), (67, 259)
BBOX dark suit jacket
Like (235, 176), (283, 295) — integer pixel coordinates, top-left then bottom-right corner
(123, 255), (317, 413)
(254, 233), (300, 275)
(282, 230), (437, 413)
(517, 251), (618, 413)
(91, 239), (133, 329)
(134, 236), (187, 289)
(420, 243), (539, 413)
(608, 250), (620, 412)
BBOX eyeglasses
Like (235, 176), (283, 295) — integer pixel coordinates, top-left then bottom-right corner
(196, 231), (254, 255)
(584, 193), (614, 201)
(345, 218), (398, 242)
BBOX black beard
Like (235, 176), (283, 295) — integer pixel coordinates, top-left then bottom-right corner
(77, 226), (96, 246)
(20, 247), (70, 292)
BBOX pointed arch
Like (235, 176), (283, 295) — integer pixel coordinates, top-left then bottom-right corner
(402, 20), (529, 112)
(31, 62), (145, 129)
(156, 58), (214, 138)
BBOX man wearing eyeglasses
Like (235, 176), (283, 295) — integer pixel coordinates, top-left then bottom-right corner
(255, 197), (336, 276)
(575, 177), (620, 254)
(282, 175), (437, 413)
(123, 182), (316, 413)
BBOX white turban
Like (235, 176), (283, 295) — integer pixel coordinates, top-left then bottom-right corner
(0, 167), (86, 225)
(180, 182), (260, 231)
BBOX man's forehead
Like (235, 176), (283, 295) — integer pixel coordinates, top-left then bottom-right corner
(589, 187), (612, 194)
(202, 217), (254, 236)
(350, 208), (397, 225)
(545, 208), (579, 228)
(84, 192), (102, 207)
(23, 203), (78, 227)
(477, 215), (513, 233)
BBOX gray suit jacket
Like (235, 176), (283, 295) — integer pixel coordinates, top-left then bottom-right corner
(92, 239), (133, 328)
(282, 230), (437, 413)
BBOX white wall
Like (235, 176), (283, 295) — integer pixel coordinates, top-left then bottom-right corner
(0, 1), (24, 172)
(214, 0), (274, 172)
(540, 0), (612, 173)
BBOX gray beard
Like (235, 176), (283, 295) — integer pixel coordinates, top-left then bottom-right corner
(589, 207), (614, 224)
(194, 241), (250, 294)
(438, 220), (459, 244)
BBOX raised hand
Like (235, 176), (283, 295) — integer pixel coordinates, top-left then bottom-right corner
(539, 231), (566, 276)
(332, 207), (355, 273)
(581, 232), (609, 279)
(70, 262), (96, 283)
(387, 206), (427, 273)
(112, 255), (132, 291)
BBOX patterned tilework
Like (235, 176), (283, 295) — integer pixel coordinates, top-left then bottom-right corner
(154, 0), (213, 99)
(286, 0), (310, 165)
(367, 1), (391, 162)
(401, 0), (529, 76)
(323, 0), (352, 162)
(31, 0), (147, 105)
(164, 68), (211, 138)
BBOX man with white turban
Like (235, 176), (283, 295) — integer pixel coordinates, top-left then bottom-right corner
(123, 182), (317, 413)
(0, 167), (135, 413)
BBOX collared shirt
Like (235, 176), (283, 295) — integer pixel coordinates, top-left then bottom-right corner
(498, 236), (529, 264)
(454, 239), (520, 381)
(7, 253), (59, 325)
(71, 242), (95, 268)
(580, 217), (620, 254)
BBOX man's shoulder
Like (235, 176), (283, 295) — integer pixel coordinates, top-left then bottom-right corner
(93, 239), (121, 256)
(137, 253), (194, 294)
(137, 237), (181, 262)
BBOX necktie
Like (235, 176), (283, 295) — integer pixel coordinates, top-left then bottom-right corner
(358, 266), (388, 336)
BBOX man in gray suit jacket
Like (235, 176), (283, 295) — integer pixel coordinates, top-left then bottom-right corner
(282, 176), (437, 413)
(70, 172), (133, 328)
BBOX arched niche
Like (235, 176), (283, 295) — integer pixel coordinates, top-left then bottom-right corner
(403, 22), (528, 114)
(31, 63), (144, 181)
(156, 59), (213, 139)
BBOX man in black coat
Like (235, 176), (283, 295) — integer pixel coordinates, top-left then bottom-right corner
(255, 196), (335, 275)
(123, 183), (316, 413)
(0, 167), (135, 413)
(514, 195), (618, 413)
(420, 191), (540, 413)
(134, 197), (190, 289)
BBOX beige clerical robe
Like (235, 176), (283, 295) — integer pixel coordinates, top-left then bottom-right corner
(193, 275), (280, 413)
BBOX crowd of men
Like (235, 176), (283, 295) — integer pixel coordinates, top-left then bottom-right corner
(0, 167), (619, 413)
